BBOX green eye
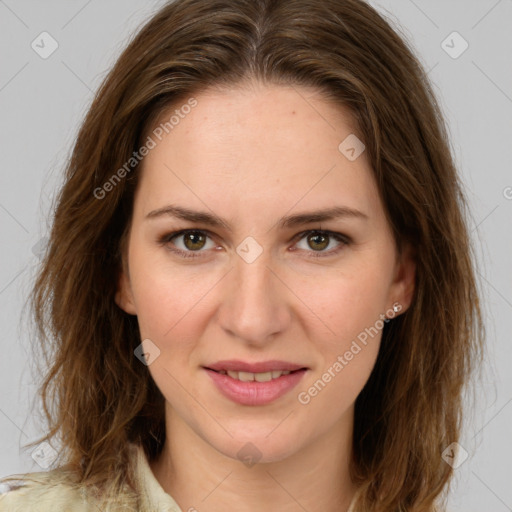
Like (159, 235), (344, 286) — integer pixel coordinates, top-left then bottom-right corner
(294, 230), (349, 256)
(159, 229), (350, 259)
(160, 229), (216, 258)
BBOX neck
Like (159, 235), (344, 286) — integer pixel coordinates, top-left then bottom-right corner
(150, 406), (358, 512)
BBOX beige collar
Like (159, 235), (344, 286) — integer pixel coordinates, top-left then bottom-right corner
(131, 443), (182, 512)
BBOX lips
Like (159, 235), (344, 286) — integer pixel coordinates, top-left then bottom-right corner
(203, 360), (308, 406)
(205, 359), (306, 373)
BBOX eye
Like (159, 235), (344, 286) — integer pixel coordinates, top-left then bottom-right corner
(293, 230), (349, 257)
(159, 229), (217, 258)
(158, 229), (350, 259)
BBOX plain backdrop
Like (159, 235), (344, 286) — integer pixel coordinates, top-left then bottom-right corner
(0, 1), (511, 510)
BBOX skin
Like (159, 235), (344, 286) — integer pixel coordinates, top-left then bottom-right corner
(116, 81), (416, 512)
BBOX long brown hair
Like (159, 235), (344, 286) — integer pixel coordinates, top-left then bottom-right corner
(6, 0), (485, 510)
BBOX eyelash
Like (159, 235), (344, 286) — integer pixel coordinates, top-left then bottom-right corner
(158, 229), (351, 259)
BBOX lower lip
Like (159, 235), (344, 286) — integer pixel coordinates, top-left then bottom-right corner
(204, 368), (307, 406)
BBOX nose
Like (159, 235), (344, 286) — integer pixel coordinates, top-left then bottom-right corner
(216, 252), (291, 346)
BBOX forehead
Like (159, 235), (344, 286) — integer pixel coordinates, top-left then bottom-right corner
(135, 84), (381, 222)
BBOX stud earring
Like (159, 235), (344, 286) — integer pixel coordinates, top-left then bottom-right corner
(384, 303), (401, 321)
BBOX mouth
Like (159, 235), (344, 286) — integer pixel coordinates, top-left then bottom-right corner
(203, 360), (308, 406)
(206, 368), (305, 382)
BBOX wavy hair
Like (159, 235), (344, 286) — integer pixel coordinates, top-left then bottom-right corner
(4, 0), (485, 510)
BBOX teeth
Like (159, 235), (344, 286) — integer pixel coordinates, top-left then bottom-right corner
(223, 370), (292, 381)
(255, 372), (272, 382)
(238, 371), (255, 382)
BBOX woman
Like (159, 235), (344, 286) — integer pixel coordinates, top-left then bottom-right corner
(0, 0), (484, 510)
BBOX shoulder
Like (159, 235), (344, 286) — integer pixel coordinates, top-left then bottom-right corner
(0, 469), (91, 512)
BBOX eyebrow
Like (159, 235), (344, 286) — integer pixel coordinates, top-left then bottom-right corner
(145, 204), (368, 231)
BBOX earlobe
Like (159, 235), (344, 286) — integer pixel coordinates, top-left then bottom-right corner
(391, 243), (416, 314)
(115, 270), (137, 315)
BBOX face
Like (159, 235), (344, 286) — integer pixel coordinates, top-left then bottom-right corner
(116, 82), (415, 464)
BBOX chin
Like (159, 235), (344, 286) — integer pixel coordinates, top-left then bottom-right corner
(207, 425), (305, 465)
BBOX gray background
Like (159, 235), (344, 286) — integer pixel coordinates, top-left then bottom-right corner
(0, 1), (510, 510)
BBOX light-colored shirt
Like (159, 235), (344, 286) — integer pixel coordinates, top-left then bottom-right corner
(0, 442), (359, 511)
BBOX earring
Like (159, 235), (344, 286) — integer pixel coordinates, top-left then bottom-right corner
(384, 303), (400, 321)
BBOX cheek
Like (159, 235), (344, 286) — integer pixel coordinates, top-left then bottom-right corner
(301, 263), (391, 338)
(134, 281), (208, 353)
(128, 242), (217, 340)
(297, 277), (384, 411)
(295, 260), (391, 387)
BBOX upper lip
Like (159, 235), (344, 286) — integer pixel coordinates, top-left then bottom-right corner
(205, 360), (307, 373)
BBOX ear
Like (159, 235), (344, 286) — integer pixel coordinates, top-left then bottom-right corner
(388, 242), (416, 315)
(115, 264), (137, 315)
